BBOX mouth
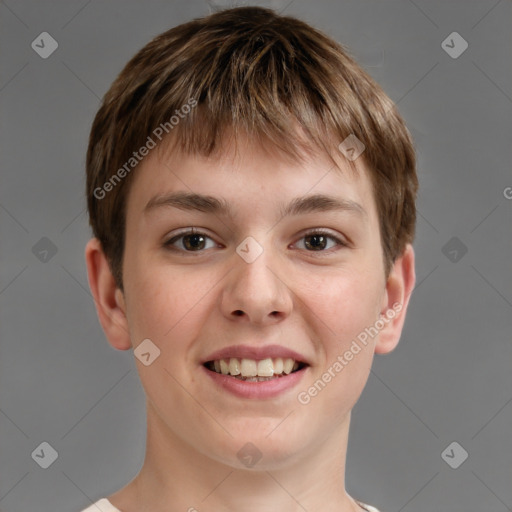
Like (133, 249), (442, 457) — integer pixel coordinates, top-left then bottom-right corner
(203, 357), (308, 382)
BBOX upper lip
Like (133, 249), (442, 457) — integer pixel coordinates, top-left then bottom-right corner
(201, 344), (310, 365)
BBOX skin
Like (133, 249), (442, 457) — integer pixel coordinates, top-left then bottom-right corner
(85, 131), (415, 512)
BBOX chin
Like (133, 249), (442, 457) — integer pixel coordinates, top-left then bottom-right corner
(224, 431), (305, 470)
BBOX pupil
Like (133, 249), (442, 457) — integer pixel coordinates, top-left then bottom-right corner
(306, 235), (326, 250)
(184, 234), (205, 250)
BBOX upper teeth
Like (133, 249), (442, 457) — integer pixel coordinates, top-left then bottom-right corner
(212, 357), (299, 377)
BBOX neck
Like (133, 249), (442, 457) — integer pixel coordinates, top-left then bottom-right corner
(110, 400), (364, 512)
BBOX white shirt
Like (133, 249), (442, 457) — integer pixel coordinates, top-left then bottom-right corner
(80, 497), (381, 511)
(80, 498), (122, 512)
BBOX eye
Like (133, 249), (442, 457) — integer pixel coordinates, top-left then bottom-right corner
(295, 230), (347, 252)
(163, 228), (348, 254)
(163, 228), (218, 252)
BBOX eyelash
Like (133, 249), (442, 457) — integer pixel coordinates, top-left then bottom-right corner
(163, 228), (348, 255)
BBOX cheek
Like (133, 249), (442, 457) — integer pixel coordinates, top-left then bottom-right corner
(300, 267), (384, 342)
(296, 272), (380, 422)
(125, 258), (219, 367)
(123, 264), (209, 407)
(126, 254), (186, 330)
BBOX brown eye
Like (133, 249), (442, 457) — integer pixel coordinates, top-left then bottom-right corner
(164, 229), (216, 252)
(182, 233), (207, 251)
(296, 230), (347, 252)
(304, 234), (328, 251)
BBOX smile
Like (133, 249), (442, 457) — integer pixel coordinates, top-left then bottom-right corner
(204, 357), (307, 381)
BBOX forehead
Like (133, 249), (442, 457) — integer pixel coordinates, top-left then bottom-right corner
(125, 131), (377, 224)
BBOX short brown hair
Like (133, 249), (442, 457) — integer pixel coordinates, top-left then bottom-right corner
(86, 6), (418, 291)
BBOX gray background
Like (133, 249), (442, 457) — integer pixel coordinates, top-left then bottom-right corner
(1, 1), (511, 511)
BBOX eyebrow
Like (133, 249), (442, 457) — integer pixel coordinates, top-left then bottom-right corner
(143, 191), (367, 219)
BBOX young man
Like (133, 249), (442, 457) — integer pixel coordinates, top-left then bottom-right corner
(82, 6), (417, 512)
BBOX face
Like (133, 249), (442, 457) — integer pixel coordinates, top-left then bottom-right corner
(114, 133), (399, 469)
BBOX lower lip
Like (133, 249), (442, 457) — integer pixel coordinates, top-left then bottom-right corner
(201, 364), (308, 399)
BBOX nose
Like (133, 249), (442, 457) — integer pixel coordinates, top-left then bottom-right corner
(221, 239), (293, 325)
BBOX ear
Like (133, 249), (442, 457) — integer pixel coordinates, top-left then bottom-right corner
(374, 243), (416, 354)
(84, 237), (132, 351)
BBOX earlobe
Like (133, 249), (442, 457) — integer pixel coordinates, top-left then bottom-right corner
(375, 244), (416, 355)
(84, 238), (132, 351)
